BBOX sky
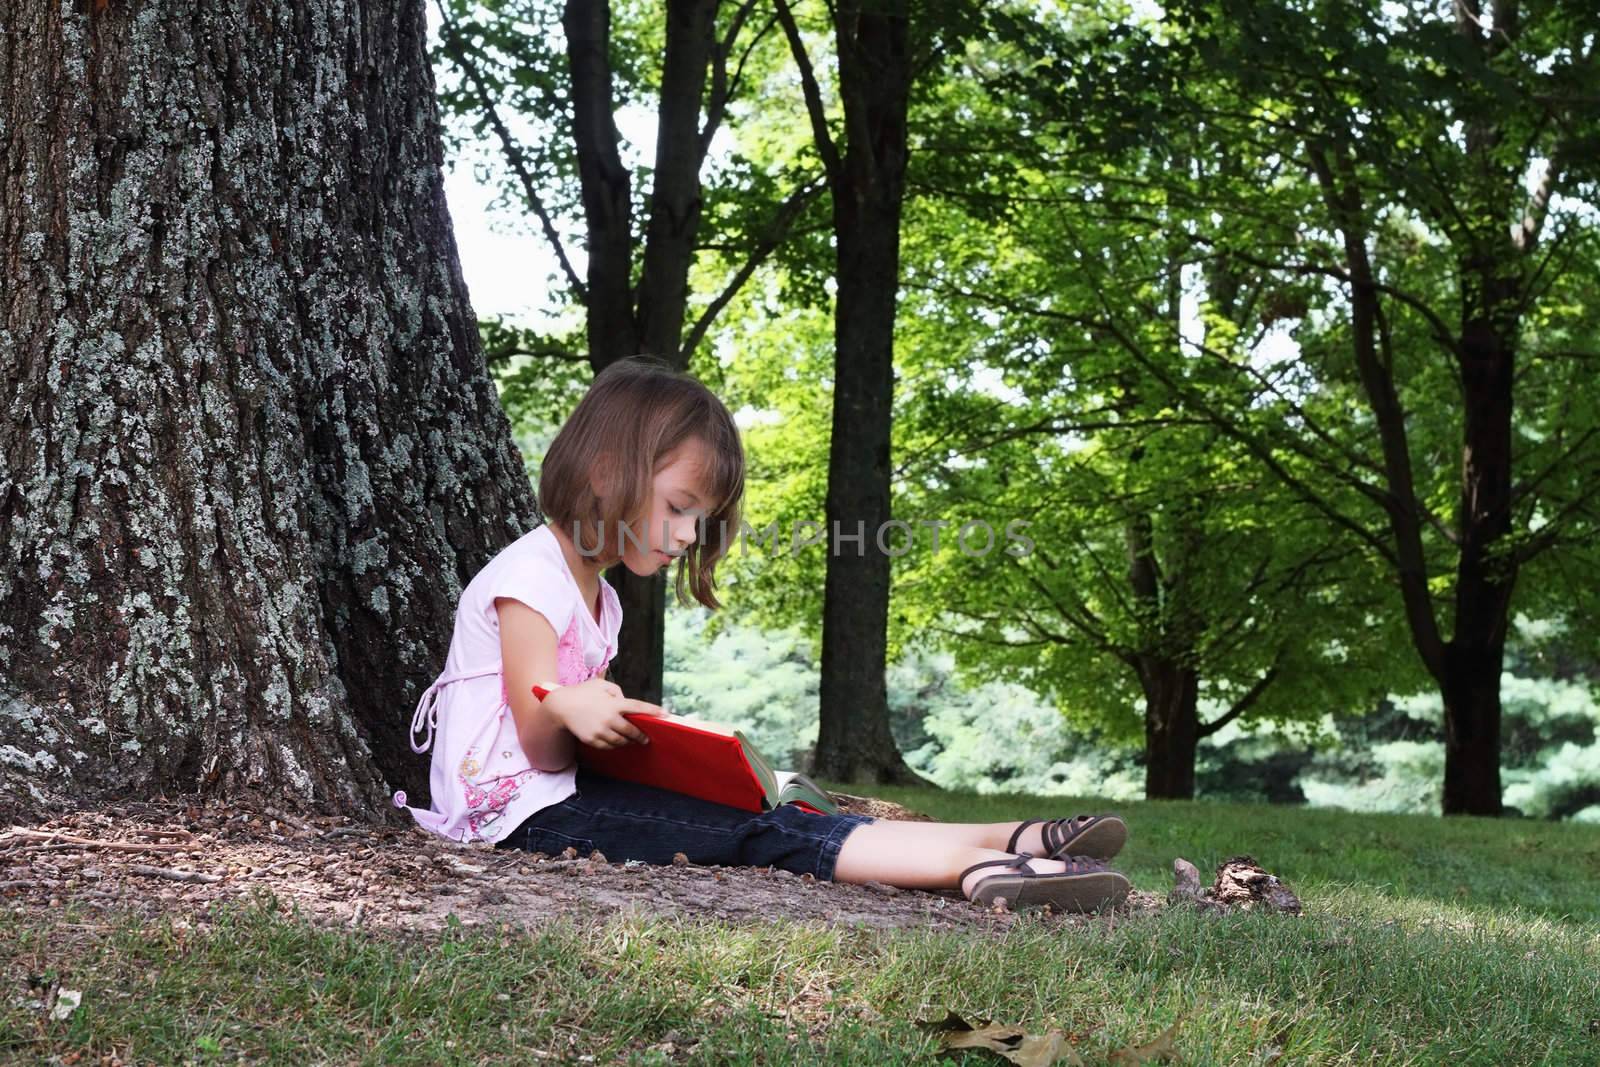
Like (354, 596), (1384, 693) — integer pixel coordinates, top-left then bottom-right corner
(440, 165), (563, 327)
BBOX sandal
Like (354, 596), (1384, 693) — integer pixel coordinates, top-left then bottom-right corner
(1007, 815), (1127, 860)
(960, 853), (1131, 913)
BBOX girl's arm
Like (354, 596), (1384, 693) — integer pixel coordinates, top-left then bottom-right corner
(497, 597), (575, 771)
(496, 597), (666, 771)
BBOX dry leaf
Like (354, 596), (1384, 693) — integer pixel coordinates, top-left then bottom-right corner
(50, 989), (82, 1021)
(918, 1012), (1085, 1066)
(1108, 1017), (1183, 1064)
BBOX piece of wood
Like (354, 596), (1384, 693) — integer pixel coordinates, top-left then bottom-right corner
(127, 864), (222, 884)
(1, 829), (190, 853)
(1211, 855), (1303, 915)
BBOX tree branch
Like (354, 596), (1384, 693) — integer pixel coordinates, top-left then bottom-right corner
(1198, 657), (1284, 738)
(681, 174), (828, 359)
(484, 343), (589, 367)
(903, 277), (1402, 569)
(773, 0), (842, 182)
(699, 0), (765, 163)
(433, 1), (587, 303)
(1307, 141), (1447, 680)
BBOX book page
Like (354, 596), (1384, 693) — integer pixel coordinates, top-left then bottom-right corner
(772, 770), (840, 814)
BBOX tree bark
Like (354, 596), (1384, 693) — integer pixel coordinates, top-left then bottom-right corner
(0, 0), (537, 819)
(1139, 659), (1201, 800)
(637, 0), (717, 360)
(805, 0), (920, 783)
(1309, 136), (1519, 817)
(1438, 244), (1520, 816)
(1440, 640), (1506, 816)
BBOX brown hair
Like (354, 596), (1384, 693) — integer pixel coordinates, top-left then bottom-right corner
(538, 356), (745, 611)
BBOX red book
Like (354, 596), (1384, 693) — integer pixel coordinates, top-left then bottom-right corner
(576, 713), (837, 815)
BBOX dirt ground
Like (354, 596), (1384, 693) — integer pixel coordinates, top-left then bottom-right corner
(0, 794), (1172, 936)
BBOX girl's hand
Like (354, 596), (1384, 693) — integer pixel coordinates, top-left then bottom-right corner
(542, 678), (666, 749)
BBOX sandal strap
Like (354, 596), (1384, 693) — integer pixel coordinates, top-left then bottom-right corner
(1010, 815), (1101, 856)
(958, 852), (1034, 884)
(1041, 815), (1098, 856)
(1052, 853), (1110, 875)
(1006, 819), (1042, 854)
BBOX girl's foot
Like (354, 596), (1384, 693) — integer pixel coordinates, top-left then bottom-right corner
(960, 853), (1131, 913)
(1008, 815), (1127, 861)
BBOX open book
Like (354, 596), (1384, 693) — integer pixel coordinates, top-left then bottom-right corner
(576, 713), (839, 815)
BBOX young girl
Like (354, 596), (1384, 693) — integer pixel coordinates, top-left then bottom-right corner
(396, 357), (1133, 912)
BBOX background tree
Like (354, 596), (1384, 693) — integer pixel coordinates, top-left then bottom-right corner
(0, 0), (534, 816)
(431, 0), (824, 703)
(1162, 0), (1600, 814)
(961, 0), (1600, 813)
(774, 0), (935, 782)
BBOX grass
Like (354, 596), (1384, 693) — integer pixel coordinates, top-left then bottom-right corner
(848, 785), (1600, 924)
(3, 789), (1599, 1065)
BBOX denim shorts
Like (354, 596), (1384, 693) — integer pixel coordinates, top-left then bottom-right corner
(493, 768), (876, 881)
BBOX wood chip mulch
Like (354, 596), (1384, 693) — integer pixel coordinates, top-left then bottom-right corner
(0, 799), (1167, 938)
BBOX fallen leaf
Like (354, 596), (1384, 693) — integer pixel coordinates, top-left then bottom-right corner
(50, 989), (82, 1020)
(1108, 1017), (1183, 1064)
(917, 1012), (1084, 1066)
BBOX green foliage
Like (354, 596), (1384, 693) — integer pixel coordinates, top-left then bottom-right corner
(1237, 620), (1600, 820)
(887, 646), (1146, 797)
(664, 606), (1150, 797)
(663, 605), (820, 770)
(1300, 737), (1448, 815)
(453, 0), (1600, 810)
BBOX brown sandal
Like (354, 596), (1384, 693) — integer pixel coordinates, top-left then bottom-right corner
(1007, 815), (1128, 861)
(960, 853), (1131, 913)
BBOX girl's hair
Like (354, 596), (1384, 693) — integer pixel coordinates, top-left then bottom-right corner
(538, 356), (745, 611)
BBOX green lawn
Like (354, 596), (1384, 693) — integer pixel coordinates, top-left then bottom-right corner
(852, 785), (1600, 924)
(4, 790), (1598, 1065)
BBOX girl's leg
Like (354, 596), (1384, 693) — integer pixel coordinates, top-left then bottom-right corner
(497, 772), (1120, 900)
(832, 819), (1094, 897)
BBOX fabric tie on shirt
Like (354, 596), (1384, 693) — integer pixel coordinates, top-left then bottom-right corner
(407, 662), (504, 755)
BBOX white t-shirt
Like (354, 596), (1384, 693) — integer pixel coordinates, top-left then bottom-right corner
(393, 523), (621, 843)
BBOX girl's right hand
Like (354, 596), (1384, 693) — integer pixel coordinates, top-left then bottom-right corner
(541, 678), (666, 749)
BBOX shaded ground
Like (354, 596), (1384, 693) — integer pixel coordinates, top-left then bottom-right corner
(0, 796), (1167, 937)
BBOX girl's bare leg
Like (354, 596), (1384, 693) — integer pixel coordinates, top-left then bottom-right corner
(831, 819), (1072, 897)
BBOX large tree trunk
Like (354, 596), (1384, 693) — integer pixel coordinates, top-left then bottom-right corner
(809, 0), (919, 783)
(0, 0), (537, 819)
(1139, 660), (1201, 800)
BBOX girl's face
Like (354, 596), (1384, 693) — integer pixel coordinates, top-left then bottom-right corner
(617, 438), (712, 576)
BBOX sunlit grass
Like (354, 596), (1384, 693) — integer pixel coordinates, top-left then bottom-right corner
(4, 787), (1598, 1064)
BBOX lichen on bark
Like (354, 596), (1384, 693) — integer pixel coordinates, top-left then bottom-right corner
(0, 0), (538, 820)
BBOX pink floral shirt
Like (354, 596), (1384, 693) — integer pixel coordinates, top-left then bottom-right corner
(393, 523), (620, 844)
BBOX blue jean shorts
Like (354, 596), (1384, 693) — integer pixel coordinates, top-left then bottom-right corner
(493, 768), (876, 881)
